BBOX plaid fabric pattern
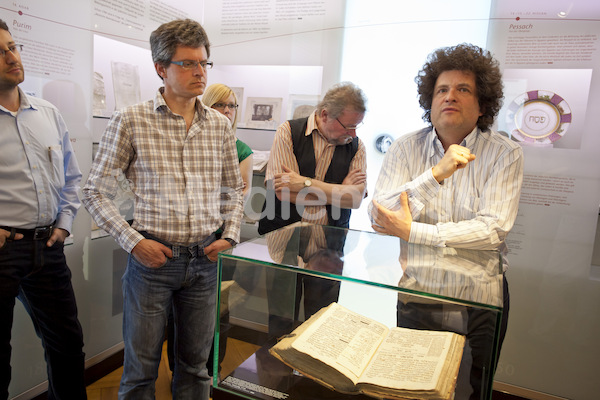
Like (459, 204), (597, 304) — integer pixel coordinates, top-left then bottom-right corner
(83, 89), (243, 252)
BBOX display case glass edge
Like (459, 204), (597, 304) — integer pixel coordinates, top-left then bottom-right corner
(215, 223), (504, 400)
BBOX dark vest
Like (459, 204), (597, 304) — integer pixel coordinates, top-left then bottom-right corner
(258, 117), (358, 234)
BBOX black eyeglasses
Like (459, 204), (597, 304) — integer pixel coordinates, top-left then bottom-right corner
(336, 117), (363, 131)
(170, 60), (213, 70)
(213, 103), (238, 110)
(0, 44), (23, 58)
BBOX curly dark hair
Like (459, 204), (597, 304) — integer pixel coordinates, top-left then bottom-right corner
(415, 43), (503, 132)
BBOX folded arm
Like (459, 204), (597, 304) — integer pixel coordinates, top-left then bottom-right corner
(274, 165), (366, 209)
(370, 137), (524, 250)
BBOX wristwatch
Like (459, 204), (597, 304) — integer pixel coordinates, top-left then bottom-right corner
(304, 178), (312, 187)
(224, 238), (237, 246)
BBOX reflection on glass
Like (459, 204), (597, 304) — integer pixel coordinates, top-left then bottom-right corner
(218, 223), (504, 400)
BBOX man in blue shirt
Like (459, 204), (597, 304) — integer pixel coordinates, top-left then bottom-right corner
(0, 19), (86, 400)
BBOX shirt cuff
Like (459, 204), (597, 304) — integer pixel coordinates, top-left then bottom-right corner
(410, 169), (441, 203)
(224, 238), (237, 246)
(119, 228), (146, 253)
(54, 213), (75, 235)
(220, 225), (241, 244)
(409, 221), (444, 247)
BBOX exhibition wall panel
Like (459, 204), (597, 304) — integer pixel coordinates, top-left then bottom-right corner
(3, 1), (599, 398)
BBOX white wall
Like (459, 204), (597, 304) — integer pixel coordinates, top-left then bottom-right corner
(4, 1), (600, 399)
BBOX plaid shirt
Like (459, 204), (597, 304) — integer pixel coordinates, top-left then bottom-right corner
(83, 89), (243, 252)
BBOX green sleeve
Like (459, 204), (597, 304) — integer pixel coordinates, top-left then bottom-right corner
(236, 139), (253, 163)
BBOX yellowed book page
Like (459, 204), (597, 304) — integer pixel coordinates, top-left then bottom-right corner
(291, 302), (388, 384)
(358, 327), (455, 392)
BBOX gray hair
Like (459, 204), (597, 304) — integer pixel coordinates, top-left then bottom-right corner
(316, 82), (367, 119)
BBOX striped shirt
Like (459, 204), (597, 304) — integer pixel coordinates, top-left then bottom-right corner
(82, 89), (244, 253)
(369, 127), (523, 252)
(265, 222), (328, 268)
(266, 111), (367, 225)
(400, 245), (503, 307)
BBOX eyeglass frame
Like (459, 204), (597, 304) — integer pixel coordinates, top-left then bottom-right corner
(0, 44), (23, 58)
(170, 60), (213, 70)
(212, 103), (238, 110)
(336, 117), (363, 131)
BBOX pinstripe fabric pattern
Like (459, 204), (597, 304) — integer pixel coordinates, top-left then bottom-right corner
(82, 89), (244, 252)
(400, 245), (503, 307)
(265, 223), (328, 268)
(370, 127), (523, 252)
(266, 111), (367, 224)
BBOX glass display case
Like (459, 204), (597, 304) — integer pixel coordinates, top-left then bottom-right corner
(213, 223), (504, 400)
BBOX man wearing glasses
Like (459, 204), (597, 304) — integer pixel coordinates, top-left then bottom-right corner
(259, 82), (368, 235)
(258, 82), (367, 338)
(0, 19), (86, 399)
(83, 19), (243, 399)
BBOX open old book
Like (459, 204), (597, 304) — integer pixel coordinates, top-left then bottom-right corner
(269, 302), (465, 400)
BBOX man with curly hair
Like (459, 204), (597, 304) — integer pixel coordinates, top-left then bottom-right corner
(369, 43), (523, 247)
(369, 43), (523, 398)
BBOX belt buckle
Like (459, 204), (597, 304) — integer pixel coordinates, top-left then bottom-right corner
(33, 226), (51, 240)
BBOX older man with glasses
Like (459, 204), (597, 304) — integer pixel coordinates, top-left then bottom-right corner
(257, 82), (368, 338)
(259, 81), (368, 235)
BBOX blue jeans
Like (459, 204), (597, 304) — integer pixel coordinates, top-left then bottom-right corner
(0, 238), (86, 400)
(118, 233), (217, 400)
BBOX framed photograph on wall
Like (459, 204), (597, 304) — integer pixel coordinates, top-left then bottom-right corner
(243, 97), (283, 130)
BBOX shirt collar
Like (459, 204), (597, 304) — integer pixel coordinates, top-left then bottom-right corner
(153, 87), (168, 112)
(426, 127), (443, 159)
(429, 125), (479, 157)
(306, 109), (334, 145)
(0, 87), (36, 115)
(153, 87), (206, 118)
(462, 126), (479, 148)
(17, 87), (36, 111)
(305, 110), (319, 137)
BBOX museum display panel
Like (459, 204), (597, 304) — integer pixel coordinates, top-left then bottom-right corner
(213, 223), (504, 400)
(6, 1), (600, 398)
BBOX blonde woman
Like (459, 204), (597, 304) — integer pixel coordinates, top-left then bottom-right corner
(202, 83), (253, 201)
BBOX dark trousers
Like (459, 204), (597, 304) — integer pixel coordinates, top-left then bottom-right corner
(397, 276), (510, 400)
(0, 238), (86, 400)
